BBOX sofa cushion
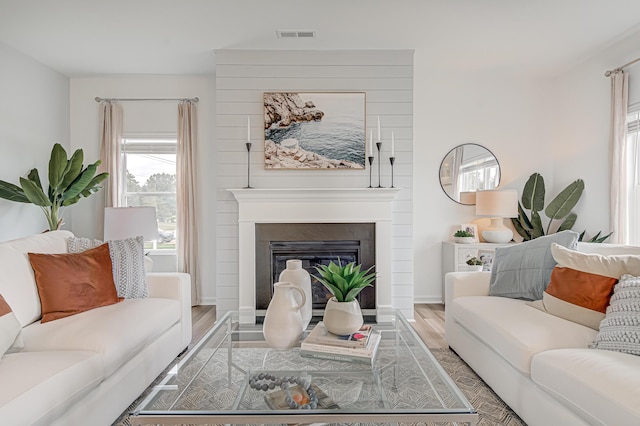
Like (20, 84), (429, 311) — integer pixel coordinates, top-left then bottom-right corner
(451, 295), (597, 376)
(67, 236), (149, 298)
(592, 274), (640, 356)
(552, 242), (640, 278)
(0, 294), (23, 357)
(28, 243), (121, 323)
(0, 350), (103, 426)
(528, 267), (617, 330)
(531, 348), (640, 425)
(489, 231), (579, 300)
(0, 230), (73, 327)
(21, 297), (180, 376)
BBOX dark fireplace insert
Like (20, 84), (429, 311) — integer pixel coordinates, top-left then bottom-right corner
(255, 223), (376, 319)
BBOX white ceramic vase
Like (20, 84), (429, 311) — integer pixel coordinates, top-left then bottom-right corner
(263, 282), (306, 350)
(323, 298), (364, 335)
(279, 259), (312, 330)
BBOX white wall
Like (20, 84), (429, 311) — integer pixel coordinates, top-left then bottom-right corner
(69, 76), (216, 303)
(214, 50), (415, 317)
(552, 30), (640, 242)
(0, 42), (69, 241)
(413, 61), (555, 302)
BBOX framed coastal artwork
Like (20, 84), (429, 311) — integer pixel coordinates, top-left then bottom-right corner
(263, 92), (366, 169)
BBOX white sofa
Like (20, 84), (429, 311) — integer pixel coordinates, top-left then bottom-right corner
(0, 230), (192, 426)
(445, 243), (640, 426)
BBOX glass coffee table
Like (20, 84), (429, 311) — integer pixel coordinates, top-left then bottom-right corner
(131, 311), (477, 425)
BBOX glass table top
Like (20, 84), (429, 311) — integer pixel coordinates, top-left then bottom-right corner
(131, 311), (477, 425)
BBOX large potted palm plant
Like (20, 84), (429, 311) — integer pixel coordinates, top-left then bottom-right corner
(313, 259), (376, 335)
(0, 143), (107, 230)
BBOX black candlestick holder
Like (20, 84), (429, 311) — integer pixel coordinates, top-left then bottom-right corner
(244, 142), (253, 189)
(367, 156), (374, 188)
(376, 142), (383, 188)
(389, 156), (396, 188)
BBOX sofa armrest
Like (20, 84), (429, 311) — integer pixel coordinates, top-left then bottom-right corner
(444, 271), (491, 306)
(147, 272), (192, 349)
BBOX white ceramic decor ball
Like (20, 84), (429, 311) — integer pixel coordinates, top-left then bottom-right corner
(279, 259), (312, 329)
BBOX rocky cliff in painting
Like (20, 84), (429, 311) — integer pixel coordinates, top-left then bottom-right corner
(264, 93), (324, 129)
(265, 140), (361, 169)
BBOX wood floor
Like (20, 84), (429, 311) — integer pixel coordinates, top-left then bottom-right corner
(189, 304), (447, 349)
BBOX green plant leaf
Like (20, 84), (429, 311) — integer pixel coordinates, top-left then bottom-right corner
(522, 173), (545, 212)
(62, 163), (98, 200)
(0, 180), (30, 203)
(26, 168), (44, 192)
(578, 230), (586, 241)
(19, 177), (51, 207)
(557, 212), (577, 232)
(59, 149), (84, 191)
(545, 179), (584, 223)
(48, 143), (68, 190)
(593, 231), (613, 243)
(530, 210), (545, 239)
(61, 195), (81, 206)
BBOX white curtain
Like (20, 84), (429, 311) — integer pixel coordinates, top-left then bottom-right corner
(98, 101), (123, 207)
(177, 100), (199, 305)
(609, 71), (629, 244)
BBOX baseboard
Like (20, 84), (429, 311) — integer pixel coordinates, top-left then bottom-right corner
(414, 296), (443, 304)
(198, 297), (216, 305)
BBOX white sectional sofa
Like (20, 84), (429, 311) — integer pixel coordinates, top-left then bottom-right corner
(445, 242), (640, 426)
(0, 230), (192, 426)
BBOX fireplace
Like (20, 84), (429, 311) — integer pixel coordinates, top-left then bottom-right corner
(255, 223), (376, 318)
(229, 187), (400, 324)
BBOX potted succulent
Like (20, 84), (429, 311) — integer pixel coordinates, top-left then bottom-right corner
(0, 143), (107, 230)
(466, 257), (483, 272)
(453, 229), (475, 244)
(312, 259), (376, 335)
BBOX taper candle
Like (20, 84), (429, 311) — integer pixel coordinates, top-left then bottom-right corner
(391, 131), (395, 157)
(247, 116), (251, 142)
(377, 116), (381, 142)
(369, 129), (373, 156)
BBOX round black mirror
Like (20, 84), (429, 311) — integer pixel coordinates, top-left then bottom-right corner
(439, 144), (501, 205)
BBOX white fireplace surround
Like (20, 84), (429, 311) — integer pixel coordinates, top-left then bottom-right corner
(228, 187), (401, 324)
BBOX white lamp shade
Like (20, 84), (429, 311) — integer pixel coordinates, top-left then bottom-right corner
(104, 207), (159, 242)
(459, 191), (476, 205)
(475, 190), (518, 218)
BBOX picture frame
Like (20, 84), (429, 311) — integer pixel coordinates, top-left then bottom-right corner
(263, 92), (366, 170)
(477, 249), (494, 271)
(460, 223), (479, 242)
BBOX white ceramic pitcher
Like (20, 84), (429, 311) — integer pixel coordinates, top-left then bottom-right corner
(278, 259), (312, 330)
(263, 281), (306, 350)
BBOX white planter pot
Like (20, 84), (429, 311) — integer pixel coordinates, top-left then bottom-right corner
(454, 236), (474, 244)
(323, 298), (364, 335)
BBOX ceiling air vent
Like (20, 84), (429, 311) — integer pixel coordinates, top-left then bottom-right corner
(276, 30), (316, 39)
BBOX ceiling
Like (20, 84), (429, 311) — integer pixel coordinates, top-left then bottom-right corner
(1, 0), (640, 77)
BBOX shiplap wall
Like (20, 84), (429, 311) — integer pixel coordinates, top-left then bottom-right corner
(215, 50), (414, 319)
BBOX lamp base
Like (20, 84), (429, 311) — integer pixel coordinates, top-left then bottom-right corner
(482, 217), (513, 243)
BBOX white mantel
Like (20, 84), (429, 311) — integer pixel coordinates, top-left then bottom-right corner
(229, 187), (401, 324)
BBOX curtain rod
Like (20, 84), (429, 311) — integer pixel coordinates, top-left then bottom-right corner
(604, 57), (640, 77)
(94, 97), (199, 102)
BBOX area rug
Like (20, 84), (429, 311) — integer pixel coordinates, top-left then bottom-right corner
(113, 348), (525, 426)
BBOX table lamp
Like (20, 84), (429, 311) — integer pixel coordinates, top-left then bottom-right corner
(475, 190), (518, 243)
(104, 207), (159, 272)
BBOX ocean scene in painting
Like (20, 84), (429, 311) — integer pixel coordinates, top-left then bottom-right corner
(265, 93), (365, 167)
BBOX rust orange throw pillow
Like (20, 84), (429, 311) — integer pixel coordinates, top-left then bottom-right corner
(528, 267), (617, 330)
(28, 243), (121, 323)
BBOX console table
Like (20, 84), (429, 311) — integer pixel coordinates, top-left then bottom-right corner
(441, 241), (515, 301)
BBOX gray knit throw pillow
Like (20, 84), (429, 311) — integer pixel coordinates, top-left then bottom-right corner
(592, 274), (640, 356)
(67, 236), (148, 299)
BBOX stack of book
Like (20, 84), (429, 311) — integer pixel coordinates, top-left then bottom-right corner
(300, 322), (381, 365)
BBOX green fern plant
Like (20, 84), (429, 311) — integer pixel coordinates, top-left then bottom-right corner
(312, 259), (376, 303)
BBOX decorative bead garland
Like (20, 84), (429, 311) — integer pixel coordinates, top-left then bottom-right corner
(249, 373), (318, 409)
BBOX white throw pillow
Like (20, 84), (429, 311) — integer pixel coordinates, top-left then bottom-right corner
(0, 294), (23, 357)
(551, 242), (640, 278)
(67, 236), (148, 299)
(592, 274), (640, 356)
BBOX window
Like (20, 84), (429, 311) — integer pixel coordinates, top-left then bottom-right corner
(627, 107), (640, 245)
(121, 137), (177, 251)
